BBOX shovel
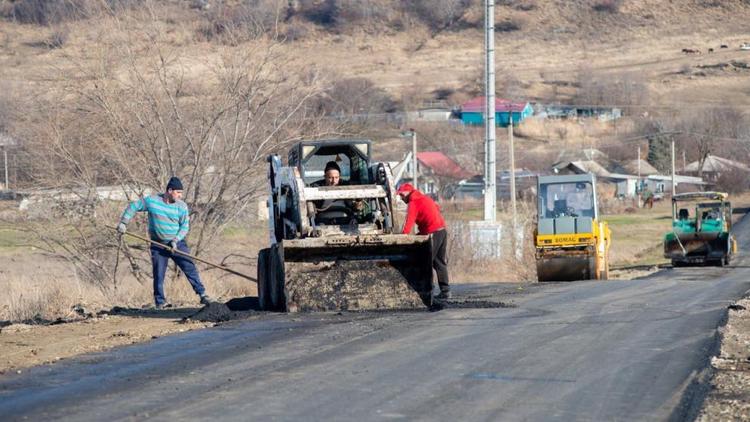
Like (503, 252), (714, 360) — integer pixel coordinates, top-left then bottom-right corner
(107, 225), (257, 283)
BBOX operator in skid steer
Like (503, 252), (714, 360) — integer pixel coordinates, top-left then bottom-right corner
(310, 160), (372, 226)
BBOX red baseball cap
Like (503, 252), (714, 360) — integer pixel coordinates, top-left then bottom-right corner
(396, 183), (415, 195)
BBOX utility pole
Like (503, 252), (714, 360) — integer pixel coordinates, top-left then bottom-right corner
(508, 114), (517, 234)
(637, 146), (641, 208)
(410, 128), (417, 189)
(682, 150), (686, 171)
(483, 0), (496, 223)
(671, 140), (676, 196)
(637, 146), (641, 179)
(0, 134), (15, 191)
(2, 147), (7, 191)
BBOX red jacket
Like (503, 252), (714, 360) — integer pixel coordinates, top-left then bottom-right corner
(402, 191), (446, 235)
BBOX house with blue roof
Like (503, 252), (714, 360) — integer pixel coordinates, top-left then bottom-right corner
(460, 97), (533, 127)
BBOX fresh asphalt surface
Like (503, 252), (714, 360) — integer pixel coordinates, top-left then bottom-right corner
(2, 218), (750, 421)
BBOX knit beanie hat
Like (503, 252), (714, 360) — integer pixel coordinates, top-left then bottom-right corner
(166, 176), (183, 191)
(324, 161), (341, 173)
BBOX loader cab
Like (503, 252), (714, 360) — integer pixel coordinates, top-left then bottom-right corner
(670, 192), (731, 234)
(288, 140), (372, 186)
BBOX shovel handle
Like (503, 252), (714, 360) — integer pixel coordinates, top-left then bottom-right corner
(107, 225), (257, 283)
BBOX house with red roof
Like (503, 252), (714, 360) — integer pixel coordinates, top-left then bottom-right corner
(460, 97), (533, 127)
(401, 151), (476, 199)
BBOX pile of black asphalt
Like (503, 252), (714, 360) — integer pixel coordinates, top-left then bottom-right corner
(183, 297), (261, 323)
(185, 292), (519, 321)
(433, 299), (517, 310)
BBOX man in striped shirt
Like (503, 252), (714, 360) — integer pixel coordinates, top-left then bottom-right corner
(117, 177), (213, 308)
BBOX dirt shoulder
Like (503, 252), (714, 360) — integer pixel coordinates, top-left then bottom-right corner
(0, 299), (263, 375)
(697, 296), (750, 420)
(0, 308), (212, 375)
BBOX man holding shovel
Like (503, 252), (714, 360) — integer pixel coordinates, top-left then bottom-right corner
(116, 177), (214, 308)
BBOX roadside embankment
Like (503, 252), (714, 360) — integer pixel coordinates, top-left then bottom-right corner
(697, 295), (750, 421)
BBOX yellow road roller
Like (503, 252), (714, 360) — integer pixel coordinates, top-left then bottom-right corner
(535, 174), (611, 281)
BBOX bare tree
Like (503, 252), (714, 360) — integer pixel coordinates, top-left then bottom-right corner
(15, 8), (338, 291)
(574, 67), (648, 112)
(674, 107), (747, 178)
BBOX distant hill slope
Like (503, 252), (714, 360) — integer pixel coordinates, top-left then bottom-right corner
(1, 0), (749, 108)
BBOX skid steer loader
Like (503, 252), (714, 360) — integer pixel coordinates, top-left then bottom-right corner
(664, 191), (737, 267)
(534, 174), (611, 281)
(257, 139), (434, 312)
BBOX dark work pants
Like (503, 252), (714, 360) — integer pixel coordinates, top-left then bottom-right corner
(150, 240), (205, 305)
(431, 229), (450, 293)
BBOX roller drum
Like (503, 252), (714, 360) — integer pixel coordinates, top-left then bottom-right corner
(536, 255), (596, 282)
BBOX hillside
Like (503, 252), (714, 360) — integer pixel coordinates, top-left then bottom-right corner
(0, 0), (749, 183)
(2, 0), (750, 105)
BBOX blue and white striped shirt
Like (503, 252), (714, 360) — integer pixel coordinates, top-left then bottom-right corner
(120, 194), (190, 242)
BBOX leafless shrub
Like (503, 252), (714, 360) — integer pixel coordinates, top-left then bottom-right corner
(295, 0), (339, 26)
(672, 107), (749, 178)
(314, 76), (398, 119)
(197, 0), (287, 43)
(5, 0), (86, 25)
(282, 23), (309, 42)
(574, 68), (649, 112)
(3, 0), (141, 25)
(515, 1), (537, 11)
(44, 26), (69, 48)
(335, 0), (393, 24)
(409, 0), (474, 32)
(407, 122), (483, 174)
(592, 0), (623, 13)
(495, 17), (524, 32)
(715, 168), (750, 194)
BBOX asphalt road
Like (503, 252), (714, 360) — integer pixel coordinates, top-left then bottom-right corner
(2, 218), (750, 421)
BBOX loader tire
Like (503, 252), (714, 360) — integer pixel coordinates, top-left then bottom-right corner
(257, 248), (271, 311)
(269, 244), (287, 312)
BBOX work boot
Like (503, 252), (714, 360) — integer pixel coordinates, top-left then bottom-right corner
(434, 291), (452, 300)
(199, 294), (216, 305)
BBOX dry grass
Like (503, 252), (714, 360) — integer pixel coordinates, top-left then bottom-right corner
(0, 214), (263, 322)
(0, 268), (257, 322)
(604, 201), (673, 267)
(444, 200), (537, 283)
(1, 276), (84, 321)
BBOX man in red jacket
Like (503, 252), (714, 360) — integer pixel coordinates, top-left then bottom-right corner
(397, 183), (451, 300)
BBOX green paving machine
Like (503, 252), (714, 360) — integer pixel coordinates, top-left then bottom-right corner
(664, 192), (737, 267)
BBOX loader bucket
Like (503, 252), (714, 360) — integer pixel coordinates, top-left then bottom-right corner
(664, 232), (729, 264)
(263, 235), (434, 312)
